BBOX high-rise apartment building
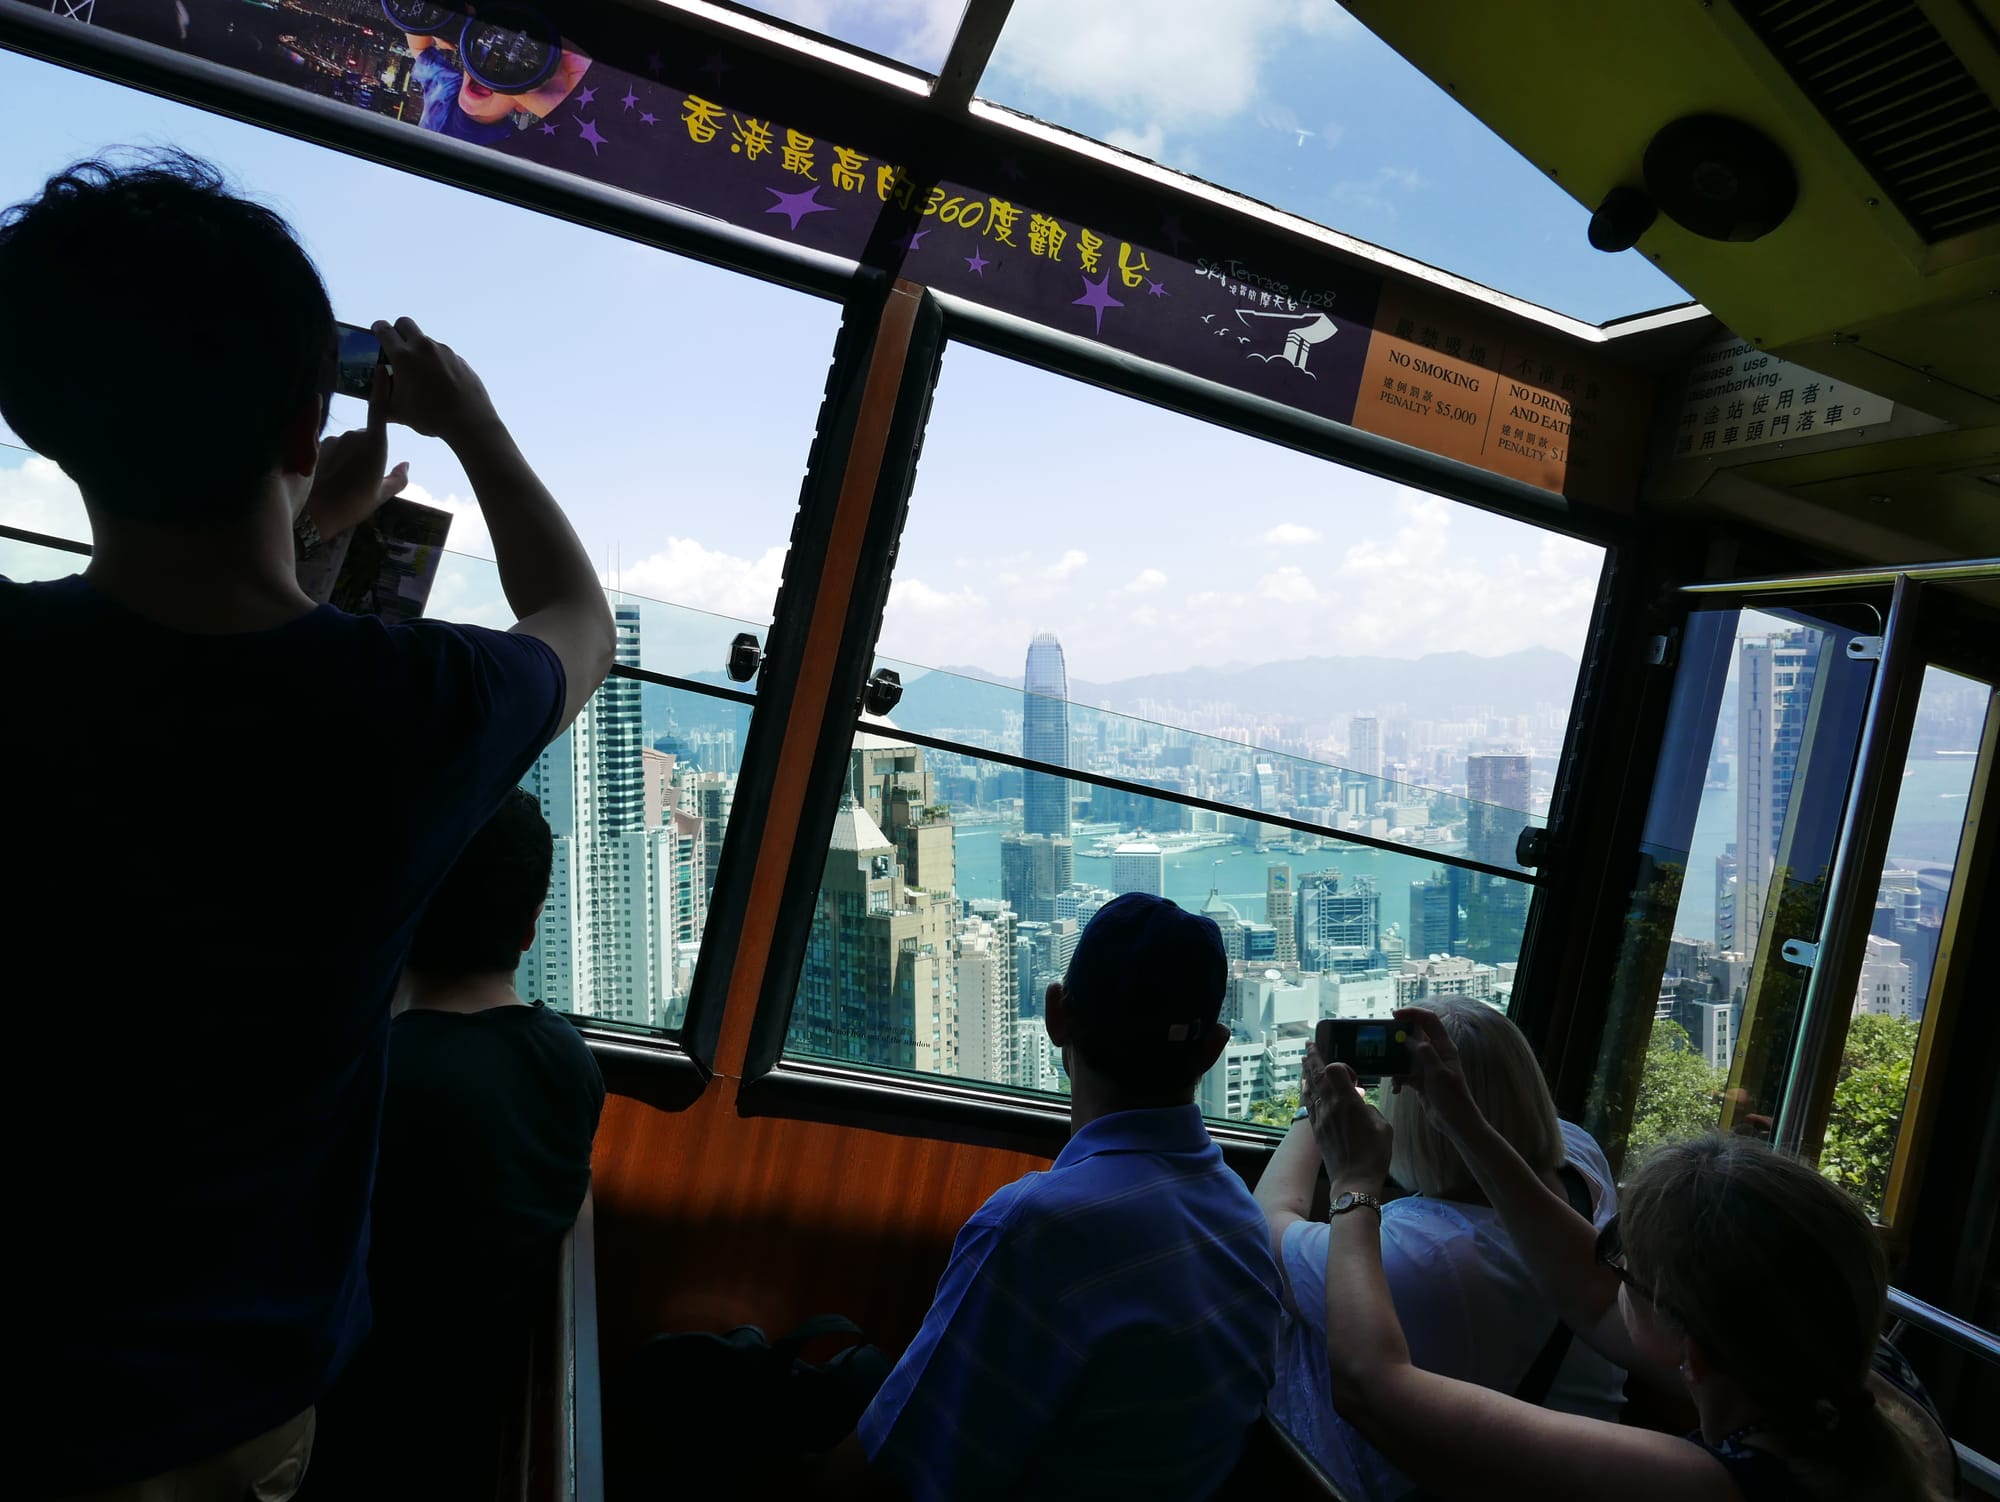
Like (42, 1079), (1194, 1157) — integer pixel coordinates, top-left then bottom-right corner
(1853, 934), (1912, 1020)
(524, 605), (670, 1025)
(793, 798), (955, 1072)
(1023, 632), (1070, 838)
(1111, 841), (1166, 897)
(1737, 630), (1819, 961)
(954, 901), (1018, 1085)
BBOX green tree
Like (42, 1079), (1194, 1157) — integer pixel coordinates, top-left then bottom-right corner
(1819, 1012), (1920, 1216)
(1247, 1087), (1300, 1129)
(1628, 1018), (1727, 1162)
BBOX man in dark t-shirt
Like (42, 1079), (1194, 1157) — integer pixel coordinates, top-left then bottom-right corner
(306, 788), (605, 1499)
(0, 154), (614, 1497)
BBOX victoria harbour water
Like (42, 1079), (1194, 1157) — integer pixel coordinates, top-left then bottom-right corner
(954, 824), (1451, 942)
(951, 754), (1973, 951)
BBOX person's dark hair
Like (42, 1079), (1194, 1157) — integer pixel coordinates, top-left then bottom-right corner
(1622, 1135), (1949, 1501)
(0, 149), (333, 524)
(408, 789), (554, 979)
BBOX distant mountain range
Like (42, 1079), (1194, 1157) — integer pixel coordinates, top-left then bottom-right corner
(889, 646), (1584, 739)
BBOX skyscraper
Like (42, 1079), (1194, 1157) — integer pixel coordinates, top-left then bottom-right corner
(1465, 752), (1531, 866)
(1111, 841), (1166, 897)
(1266, 865), (1297, 965)
(1299, 871), (1380, 972)
(1023, 632), (1070, 838)
(523, 605), (667, 1024)
(1736, 630), (1820, 961)
(1350, 714), (1383, 783)
(1462, 753), (1533, 968)
(1408, 871), (1463, 961)
(1002, 832), (1074, 924)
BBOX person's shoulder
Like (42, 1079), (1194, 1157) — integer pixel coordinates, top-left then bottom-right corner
(528, 1003), (606, 1083)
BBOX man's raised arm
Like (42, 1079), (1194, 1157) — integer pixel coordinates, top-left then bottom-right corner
(373, 316), (613, 729)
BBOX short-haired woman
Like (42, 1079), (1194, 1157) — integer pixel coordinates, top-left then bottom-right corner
(1300, 1007), (1958, 1502)
(1254, 999), (1627, 1498)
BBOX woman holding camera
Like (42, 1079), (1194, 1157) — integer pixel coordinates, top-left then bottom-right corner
(1256, 1000), (1626, 1498)
(1301, 1006), (1957, 1502)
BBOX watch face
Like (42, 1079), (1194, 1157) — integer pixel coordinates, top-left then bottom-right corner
(1332, 1191), (1356, 1214)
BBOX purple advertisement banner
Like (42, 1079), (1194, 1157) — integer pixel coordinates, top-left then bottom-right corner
(8, 0), (1647, 502)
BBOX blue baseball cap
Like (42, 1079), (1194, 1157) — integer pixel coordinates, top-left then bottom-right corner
(1062, 894), (1228, 1066)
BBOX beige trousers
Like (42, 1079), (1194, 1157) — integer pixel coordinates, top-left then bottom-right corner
(71, 1409), (315, 1502)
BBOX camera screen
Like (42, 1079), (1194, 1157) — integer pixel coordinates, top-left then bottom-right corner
(333, 323), (381, 400)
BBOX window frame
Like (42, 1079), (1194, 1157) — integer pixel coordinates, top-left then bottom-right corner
(1574, 558), (2000, 1233)
(736, 304), (1628, 1115)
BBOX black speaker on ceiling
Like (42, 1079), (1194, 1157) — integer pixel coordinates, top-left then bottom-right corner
(1642, 114), (1798, 242)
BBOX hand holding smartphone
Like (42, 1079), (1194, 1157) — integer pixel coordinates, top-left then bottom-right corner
(1315, 1018), (1414, 1081)
(332, 321), (384, 399)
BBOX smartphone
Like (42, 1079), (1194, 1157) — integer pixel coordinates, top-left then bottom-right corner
(332, 321), (382, 399)
(1316, 1018), (1414, 1080)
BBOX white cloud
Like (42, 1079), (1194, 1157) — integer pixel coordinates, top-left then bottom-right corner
(1043, 548), (1089, 581)
(1258, 521), (1323, 546)
(1120, 567), (1168, 594)
(0, 451), (89, 543)
(1257, 565), (1322, 605)
(991, 0), (1359, 134)
(611, 537), (787, 623)
(889, 576), (988, 615)
(743, 0), (964, 67)
(402, 482), (491, 560)
(1104, 123), (1167, 160)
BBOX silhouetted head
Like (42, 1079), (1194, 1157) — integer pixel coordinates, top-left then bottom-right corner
(1048, 893), (1231, 1105)
(409, 789), (553, 979)
(1385, 997), (1562, 1197)
(0, 150), (334, 525)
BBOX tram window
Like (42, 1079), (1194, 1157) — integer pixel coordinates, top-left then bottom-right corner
(1826, 666), (1988, 1220)
(872, 346), (1603, 786)
(0, 443), (83, 578)
(783, 694), (1539, 1124)
(1587, 607), (1867, 1162)
(0, 48), (842, 624)
(778, 344), (1595, 1120)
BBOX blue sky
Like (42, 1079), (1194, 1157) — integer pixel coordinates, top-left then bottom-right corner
(0, 16), (1674, 683)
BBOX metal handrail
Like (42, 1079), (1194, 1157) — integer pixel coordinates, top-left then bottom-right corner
(1889, 1287), (2000, 1366)
(1678, 557), (2000, 596)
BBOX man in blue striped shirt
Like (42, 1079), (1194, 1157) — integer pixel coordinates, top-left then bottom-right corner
(853, 893), (1284, 1500)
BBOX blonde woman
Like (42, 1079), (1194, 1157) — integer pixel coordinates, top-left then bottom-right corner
(1299, 1007), (1958, 1502)
(1254, 999), (1626, 1499)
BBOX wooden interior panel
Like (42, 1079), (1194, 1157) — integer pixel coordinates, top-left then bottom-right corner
(590, 1079), (1053, 1364)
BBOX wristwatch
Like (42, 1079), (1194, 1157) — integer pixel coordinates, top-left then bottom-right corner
(293, 509), (323, 561)
(1330, 1190), (1383, 1220)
